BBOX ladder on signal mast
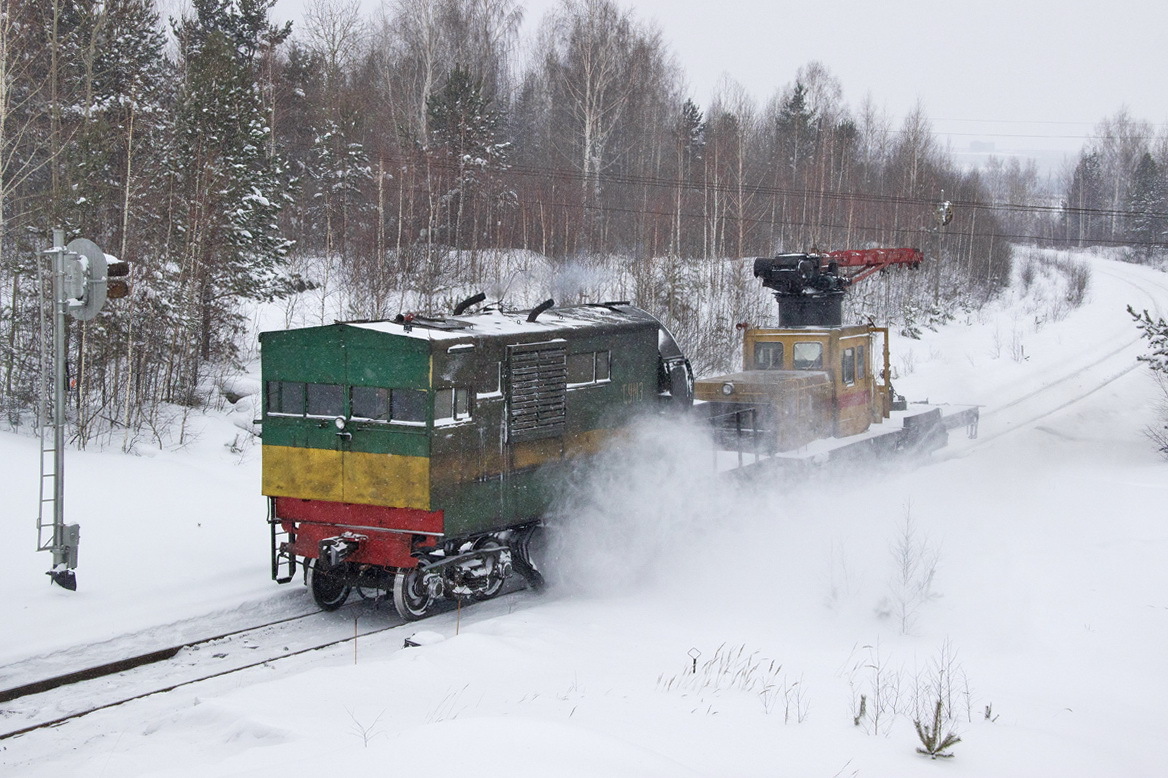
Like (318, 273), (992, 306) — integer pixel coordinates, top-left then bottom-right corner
(35, 233), (78, 588)
(35, 241), (60, 554)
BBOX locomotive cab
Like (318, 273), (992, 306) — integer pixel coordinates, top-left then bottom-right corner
(743, 324), (891, 436)
(693, 323), (893, 452)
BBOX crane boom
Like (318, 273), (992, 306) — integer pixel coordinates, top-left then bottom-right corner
(823, 247), (923, 284)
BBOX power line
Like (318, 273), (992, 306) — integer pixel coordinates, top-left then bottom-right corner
(391, 157), (1168, 255)
(934, 132), (1164, 141)
(933, 117), (1168, 128)
(936, 132), (1155, 141)
(429, 187), (1166, 252)
(489, 161), (1168, 222)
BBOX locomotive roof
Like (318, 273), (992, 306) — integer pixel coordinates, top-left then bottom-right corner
(346, 303), (658, 341)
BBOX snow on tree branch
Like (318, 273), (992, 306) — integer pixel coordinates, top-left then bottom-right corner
(1129, 305), (1168, 374)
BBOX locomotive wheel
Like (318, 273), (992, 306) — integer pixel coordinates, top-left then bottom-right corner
(472, 538), (506, 601)
(393, 567), (434, 621)
(310, 557), (351, 611)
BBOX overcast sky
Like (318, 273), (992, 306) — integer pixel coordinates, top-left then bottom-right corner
(274, 0), (1167, 171)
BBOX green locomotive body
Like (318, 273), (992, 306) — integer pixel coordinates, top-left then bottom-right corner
(261, 303), (689, 618)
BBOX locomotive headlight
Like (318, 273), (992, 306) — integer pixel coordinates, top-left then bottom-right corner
(721, 382), (735, 396)
(334, 416), (347, 431)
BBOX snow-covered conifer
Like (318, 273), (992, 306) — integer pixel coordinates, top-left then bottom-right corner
(166, 0), (295, 368)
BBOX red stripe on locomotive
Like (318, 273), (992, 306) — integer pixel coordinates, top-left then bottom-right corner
(275, 497), (443, 569)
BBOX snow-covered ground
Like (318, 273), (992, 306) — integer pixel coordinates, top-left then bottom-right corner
(3, 250), (1167, 776)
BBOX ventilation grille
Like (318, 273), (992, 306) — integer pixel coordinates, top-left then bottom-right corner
(507, 343), (567, 441)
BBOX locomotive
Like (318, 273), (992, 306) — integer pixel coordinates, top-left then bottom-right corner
(261, 301), (693, 618)
(260, 248), (976, 620)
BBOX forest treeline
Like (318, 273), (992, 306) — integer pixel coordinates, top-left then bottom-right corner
(1, 0), (1165, 447)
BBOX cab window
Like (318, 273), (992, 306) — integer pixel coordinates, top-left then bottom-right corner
(435, 387), (472, 424)
(754, 342), (784, 370)
(267, 380), (305, 415)
(568, 351), (611, 387)
(793, 342), (823, 370)
(567, 352), (595, 385)
(351, 386), (390, 421)
(306, 383), (344, 417)
(595, 351), (611, 382)
(842, 348), (856, 385)
(391, 389), (427, 424)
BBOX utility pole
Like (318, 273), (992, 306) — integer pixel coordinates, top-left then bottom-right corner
(933, 193), (953, 304)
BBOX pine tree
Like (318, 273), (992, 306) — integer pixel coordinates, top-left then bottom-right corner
(306, 118), (372, 261)
(64, 0), (169, 250)
(0, 1), (171, 438)
(1065, 149), (1105, 245)
(426, 64), (508, 251)
(677, 99), (706, 156)
(167, 0), (293, 382)
(774, 82), (819, 178)
(1129, 304), (1168, 457)
(272, 42), (325, 248)
(0, 1), (52, 421)
(1130, 305), (1168, 374)
(1126, 152), (1167, 260)
(671, 98), (704, 258)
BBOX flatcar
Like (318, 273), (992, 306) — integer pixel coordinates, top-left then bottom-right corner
(260, 301), (692, 620)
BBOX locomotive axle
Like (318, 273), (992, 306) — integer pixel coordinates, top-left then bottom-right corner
(303, 532), (520, 619)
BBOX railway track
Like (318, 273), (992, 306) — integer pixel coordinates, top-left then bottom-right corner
(0, 580), (530, 746)
(0, 610), (322, 707)
(0, 597), (432, 743)
(938, 257), (1168, 455)
(5, 255), (1164, 755)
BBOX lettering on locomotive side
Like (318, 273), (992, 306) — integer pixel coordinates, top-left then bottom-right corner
(622, 381), (645, 403)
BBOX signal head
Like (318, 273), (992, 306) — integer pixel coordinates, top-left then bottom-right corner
(106, 258), (130, 299)
(62, 239), (130, 318)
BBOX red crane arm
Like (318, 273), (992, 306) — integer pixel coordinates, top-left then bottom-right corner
(824, 247), (923, 285)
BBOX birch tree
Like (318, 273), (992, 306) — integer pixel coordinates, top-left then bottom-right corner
(543, 0), (646, 251)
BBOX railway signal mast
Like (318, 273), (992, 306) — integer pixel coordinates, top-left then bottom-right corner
(37, 230), (129, 590)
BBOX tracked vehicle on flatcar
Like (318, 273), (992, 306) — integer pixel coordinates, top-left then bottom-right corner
(695, 249), (976, 459)
(261, 301), (692, 620)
